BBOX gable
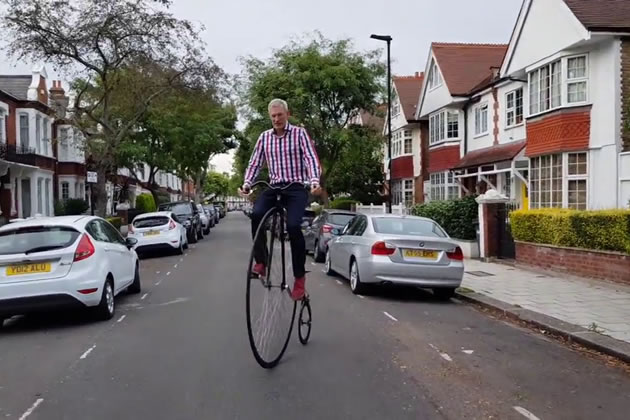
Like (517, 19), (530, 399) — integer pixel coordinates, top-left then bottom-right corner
(502, 0), (589, 76)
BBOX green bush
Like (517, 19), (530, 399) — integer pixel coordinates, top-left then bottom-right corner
(511, 209), (630, 254)
(54, 200), (66, 216)
(136, 193), (156, 213)
(106, 217), (123, 230)
(329, 198), (359, 210)
(411, 195), (478, 240)
(64, 198), (89, 215)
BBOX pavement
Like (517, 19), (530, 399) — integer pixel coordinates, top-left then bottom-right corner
(1, 212), (630, 419)
(459, 259), (630, 361)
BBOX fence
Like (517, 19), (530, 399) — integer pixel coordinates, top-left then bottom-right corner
(354, 203), (409, 215)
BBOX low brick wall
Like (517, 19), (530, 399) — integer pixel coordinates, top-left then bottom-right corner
(515, 241), (630, 285)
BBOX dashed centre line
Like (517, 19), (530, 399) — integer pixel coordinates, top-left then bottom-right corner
(79, 345), (96, 360)
(335, 280), (342, 285)
(141, 293), (148, 300)
(19, 398), (44, 420)
(155, 280), (162, 286)
(174, 264), (178, 269)
(383, 311), (398, 322)
(117, 315), (126, 323)
(514, 406), (541, 420)
(166, 272), (171, 276)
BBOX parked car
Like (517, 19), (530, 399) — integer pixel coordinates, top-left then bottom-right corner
(157, 201), (203, 243)
(215, 203), (226, 218)
(325, 214), (464, 299)
(204, 204), (219, 225)
(197, 204), (211, 235)
(304, 210), (356, 262)
(0, 216), (141, 326)
(128, 211), (188, 255)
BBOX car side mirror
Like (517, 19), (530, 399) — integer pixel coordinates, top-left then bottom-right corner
(125, 237), (138, 249)
(332, 228), (342, 235)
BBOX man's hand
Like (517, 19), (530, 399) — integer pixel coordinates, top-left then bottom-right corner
(310, 183), (322, 196)
(238, 184), (251, 197)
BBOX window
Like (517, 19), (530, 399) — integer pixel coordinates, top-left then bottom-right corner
(428, 59), (442, 90)
(59, 128), (69, 160)
(373, 218), (446, 238)
(528, 55), (587, 116)
(20, 114), (29, 148)
(391, 178), (414, 206)
(403, 130), (412, 154)
(43, 118), (49, 156)
(45, 179), (51, 216)
(35, 114), (41, 154)
(502, 173), (512, 199)
(37, 178), (43, 214)
(392, 102), (401, 117)
(505, 88), (523, 127)
(0, 109), (5, 144)
(530, 152), (588, 209)
(474, 103), (488, 136)
(430, 172), (459, 201)
(391, 129), (413, 158)
(567, 56), (587, 104)
(404, 179), (414, 206)
(62, 182), (70, 200)
(430, 110), (459, 145)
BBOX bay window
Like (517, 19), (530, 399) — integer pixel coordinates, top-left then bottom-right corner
(430, 110), (459, 145)
(474, 103), (488, 136)
(505, 88), (523, 127)
(430, 171), (459, 201)
(392, 179), (414, 206)
(530, 152), (588, 210)
(392, 129), (413, 158)
(528, 55), (587, 116)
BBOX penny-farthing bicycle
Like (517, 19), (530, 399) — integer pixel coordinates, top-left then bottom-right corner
(243, 181), (312, 369)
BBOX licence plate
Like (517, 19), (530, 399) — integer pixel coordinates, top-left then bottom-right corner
(144, 231), (160, 236)
(403, 249), (438, 259)
(7, 263), (52, 276)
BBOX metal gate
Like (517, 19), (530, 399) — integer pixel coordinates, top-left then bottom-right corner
(496, 202), (518, 259)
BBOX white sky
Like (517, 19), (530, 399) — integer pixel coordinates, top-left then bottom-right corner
(0, 0), (523, 175)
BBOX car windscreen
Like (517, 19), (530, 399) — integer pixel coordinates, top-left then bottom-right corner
(159, 203), (191, 216)
(133, 216), (170, 228)
(0, 226), (81, 255)
(372, 218), (447, 238)
(329, 214), (355, 226)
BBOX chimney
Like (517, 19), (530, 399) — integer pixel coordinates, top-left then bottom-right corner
(490, 66), (500, 79)
(49, 80), (69, 117)
(415, 72), (419, 77)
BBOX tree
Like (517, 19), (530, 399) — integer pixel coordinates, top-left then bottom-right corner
(241, 33), (385, 201)
(204, 172), (230, 199)
(2, 0), (220, 216)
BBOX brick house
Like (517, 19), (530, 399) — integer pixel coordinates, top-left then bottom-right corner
(0, 67), (57, 221)
(502, 0), (630, 210)
(416, 43), (509, 202)
(383, 73), (425, 206)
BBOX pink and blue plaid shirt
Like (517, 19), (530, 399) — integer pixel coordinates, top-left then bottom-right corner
(244, 123), (321, 187)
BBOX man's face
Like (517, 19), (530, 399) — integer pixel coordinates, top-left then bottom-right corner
(269, 105), (288, 131)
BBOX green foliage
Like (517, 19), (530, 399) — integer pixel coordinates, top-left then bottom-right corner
(511, 209), (630, 254)
(411, 196), (479, 240)
(204, 172), (230, 198)
(329, 198), (359, 210)
(106, 217), (123, 230)
(135, 193), (156, 213)
(63, 199), (90, 216)
(54, 200), (66, 216)
(155, 192), (171, 205)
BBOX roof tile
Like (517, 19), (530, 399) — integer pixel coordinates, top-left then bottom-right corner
(563, 0), (630, 32)
(453, 140), (526, 170)
(393, 73), (424, 121)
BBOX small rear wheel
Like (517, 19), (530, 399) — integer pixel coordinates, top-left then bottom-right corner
(313, 241), (325, 263)
(433, 288), (456, 301)
(298, 299), (312, 345)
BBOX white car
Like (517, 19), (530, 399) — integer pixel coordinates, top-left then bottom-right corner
(0, 216), (141, 326)
(128, 211), (188, 255)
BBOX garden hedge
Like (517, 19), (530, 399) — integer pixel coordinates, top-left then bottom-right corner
(135, 193), (156, 213)
(511, 209), (630, 254)
(329, 198), (359, 211)
(411, 195), (478, 240)
(106, 217), (123, 230)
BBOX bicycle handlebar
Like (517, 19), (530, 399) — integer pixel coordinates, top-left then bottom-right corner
(239, 181), (308, 198)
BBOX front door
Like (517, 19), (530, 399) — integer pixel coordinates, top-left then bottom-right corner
(21, 179), (31, 218)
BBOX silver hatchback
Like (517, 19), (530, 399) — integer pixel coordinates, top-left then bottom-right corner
(325, 214), (464, 300)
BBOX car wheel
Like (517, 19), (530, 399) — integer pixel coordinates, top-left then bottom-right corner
(433, 288), (456, 301)
(189, 229), (198, 244)
(313, 241), (325, 263)
(0, 317), (5, 329)
(197, 226), (204, 240)
(349, 259), (368, 295)
(204, 226), (211, 235)
(128, 264), (141, 294)
(177, 239), (185, 255)
(324, 249), (336, 276)
(94, 278), (115, 320)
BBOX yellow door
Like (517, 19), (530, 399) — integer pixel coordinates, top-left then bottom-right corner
(521, 183), (529, 210)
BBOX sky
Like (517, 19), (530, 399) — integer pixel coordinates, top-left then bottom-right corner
(0, 0), (523, 175)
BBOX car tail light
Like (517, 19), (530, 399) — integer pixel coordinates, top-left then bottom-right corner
(169, 220), (177, 230)
(322, 224), (333, 233)
(447, 247), (464, 261)
(74, 234), (95, 262)
(128, 224), (135, 234)
(371, 241), (396, 256)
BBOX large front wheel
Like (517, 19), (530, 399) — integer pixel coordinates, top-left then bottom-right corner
(246, 208), (297, 369)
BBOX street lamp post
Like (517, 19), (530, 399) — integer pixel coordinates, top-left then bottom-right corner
(370, 34), (393, 214)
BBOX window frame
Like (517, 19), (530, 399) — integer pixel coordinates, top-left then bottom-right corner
(566, 54), (588, 105)
(529, 152), (588, 210)
(0, 109), (5, 144)
(429, 110), (459, 146)
(61, 181), (70, 200)
(19, 113), (30, 148)
(427, 59), (443, 91)
(505, 88), (524, 129)
(474, 103), (489, 137)
(429, 171), (459, 201)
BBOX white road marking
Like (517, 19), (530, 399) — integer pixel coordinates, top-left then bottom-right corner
(155, 280), (162, 286)
(156, 271), (161, 274)
(383, 311), (398, 322)
(311, 262), (316, 266)
(155, 297), (191, 307)
(462, 349), (474, 355)
(174, 264), (178, 269)
(335, 280), (342, 285)
(439, 353), (453, 362)
(19, 398), (44, 420)
(357, 295), (365, 299)
(79, 345), (96, 360)
(166, 272), (171, 276)
(514, 406), (541, 420)
(141, 293), (148, 300)
(180, 258), (184, 262)
(117, 315), (126, 323)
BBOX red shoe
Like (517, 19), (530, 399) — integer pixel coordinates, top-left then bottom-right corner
(291, 277), (306, 301)
(252, 263), (266, 278)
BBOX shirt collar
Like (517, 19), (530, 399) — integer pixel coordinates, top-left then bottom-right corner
(273, 122), (292, 137)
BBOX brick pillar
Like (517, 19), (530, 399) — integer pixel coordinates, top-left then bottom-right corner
(476, 192), (508, 259)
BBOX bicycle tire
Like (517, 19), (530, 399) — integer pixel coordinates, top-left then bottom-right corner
(246, 207), (297, 369)
(298, 299), (312, 345)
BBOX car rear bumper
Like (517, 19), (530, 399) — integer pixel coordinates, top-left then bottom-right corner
(358, 256), (464, 288)
(130, 232), (180, 250)
(0, 294), (86, 317)
(136, 243), (179, 253)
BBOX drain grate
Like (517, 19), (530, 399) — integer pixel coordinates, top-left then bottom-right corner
(466, 271), (495, 277)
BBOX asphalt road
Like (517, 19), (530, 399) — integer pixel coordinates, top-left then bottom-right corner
(1, 213), (629, 419)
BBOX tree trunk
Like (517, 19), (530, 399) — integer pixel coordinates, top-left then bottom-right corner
(93, 166), (109, 217)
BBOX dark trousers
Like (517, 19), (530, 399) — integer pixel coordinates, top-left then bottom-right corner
(251, 184), (308, 279)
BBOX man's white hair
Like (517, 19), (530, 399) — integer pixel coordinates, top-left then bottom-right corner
(268, 98), (289, 113)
